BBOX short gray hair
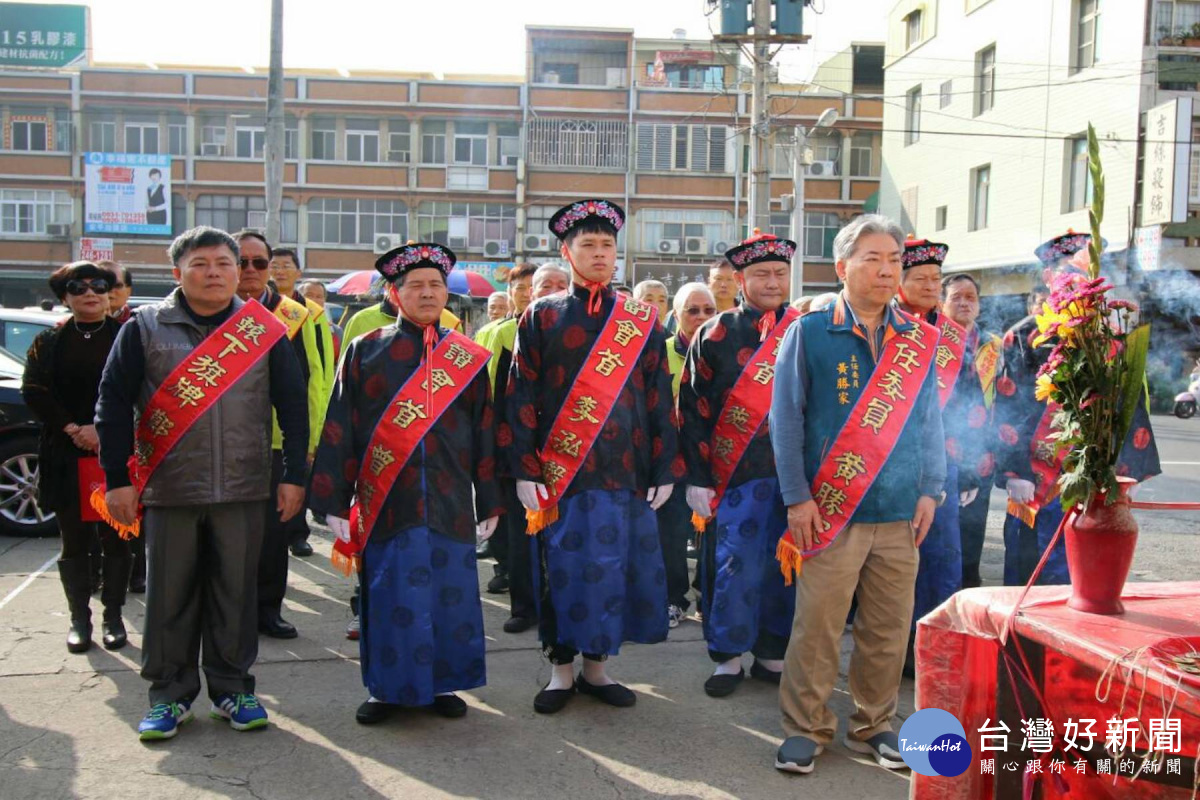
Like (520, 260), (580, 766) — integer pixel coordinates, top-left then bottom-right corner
(633, 280), (667, 301)
(673, 282), (714, 316)
(297, 279), (326, 300)
(532, 263), (568, 287)
(832, 214), (905, 263)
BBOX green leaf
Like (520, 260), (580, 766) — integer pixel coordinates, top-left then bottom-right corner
(1114, 324), (1150, 456)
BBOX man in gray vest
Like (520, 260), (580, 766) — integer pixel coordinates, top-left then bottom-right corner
(96, 226), (308, 741)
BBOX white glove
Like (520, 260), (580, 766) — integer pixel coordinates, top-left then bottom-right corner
(959, 487), (980, 507)
(477, 516), (500, 540)
(686, 485), (716, 519)
(516, 480), (550, 511)
(646, 484), (674, 511)
(328, 515), (351, 543)
(1006, 479), (1035, 505)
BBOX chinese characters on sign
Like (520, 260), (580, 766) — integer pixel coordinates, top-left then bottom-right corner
(0, 3), (88, 68)
(1142, 97), (1193, 227)
(974, 716), (1186, 777)
(84, 152), (173, 236)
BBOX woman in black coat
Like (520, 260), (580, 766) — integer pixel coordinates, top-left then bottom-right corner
(22, 261), (130, 652)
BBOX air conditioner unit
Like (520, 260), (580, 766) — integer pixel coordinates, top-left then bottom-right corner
(500, 154), (519, 167)
(685, 236), (709, 255)
(45, 223), (70, 237)
(448, 235), (469, 249)
(373, 233), (401, 255)
(483, 239), (509, 258)
(524, 233), (553, 252)
(711, 240), (732, 255)
(386, 150), (410, 163)
(807, 160), (838, 177)
(201, 143), (226, 157)
(657, 239), (682, 255)
(542, 71), (560, 84)
(605, 67), (628, 88)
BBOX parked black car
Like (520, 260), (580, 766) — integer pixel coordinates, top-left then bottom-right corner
(0, 344), (55, 537)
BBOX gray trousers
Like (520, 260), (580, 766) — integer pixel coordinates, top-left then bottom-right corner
(141, 501), (265, 706)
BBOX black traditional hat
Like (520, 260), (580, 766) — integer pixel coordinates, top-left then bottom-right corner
(548, 198), (625, 241)
(723, 230), (797, 270)
(1034, 230), (1105, 266)
(374, 241), (456, 282)
(902, 237), (949, 270)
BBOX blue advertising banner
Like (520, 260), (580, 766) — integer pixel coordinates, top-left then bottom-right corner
(83, 152), (172, 236)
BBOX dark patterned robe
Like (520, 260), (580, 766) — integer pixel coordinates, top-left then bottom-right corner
(308, 319), (503, 543)
(678, 304), (785, 489)
(504, 283), (681, 495)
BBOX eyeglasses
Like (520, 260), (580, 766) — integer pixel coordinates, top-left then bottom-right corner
(65, 279), (111, 296)
(239, 257), (270, 271)
(684, 305), (716, 315)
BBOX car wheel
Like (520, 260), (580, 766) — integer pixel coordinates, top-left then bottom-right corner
(0, 433), (57, 537)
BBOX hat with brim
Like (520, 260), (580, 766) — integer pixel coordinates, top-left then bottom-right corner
(902, 237), (949, 270)
(724, 231), (797, 270)
(1035, 230), (1106, 266)
(549, 199), (625, 241)
(374, 242), (456, 282)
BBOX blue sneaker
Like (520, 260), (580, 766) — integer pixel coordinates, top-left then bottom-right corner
(210, 693), (269, 731)
(138, 700), (193, 741)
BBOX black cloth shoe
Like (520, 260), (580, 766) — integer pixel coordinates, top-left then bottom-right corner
(258, 613), (298, 639)
(703, 669), (745, 698)
(533, 684), (575, 714)
(59, 558), (92, 653)
(775, 736), (824, 774)
(101, 614), (127, 650)
(502, 615), (535, 634)
(355, 700), (397, 725)
(750, 660), (782, 685)
(575, 675), (636, 707)
(290, 541), (314, 557)
(486, 573), (509, 594)
(430, 694), (467, 718)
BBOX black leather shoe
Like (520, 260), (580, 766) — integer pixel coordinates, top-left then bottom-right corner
(750, 660), (782, 685)
(430, 694), (467, 718)
(259, 614), (298, 639)
(703, 669), (745, 697)
(575, 675), (636, 707)
(101, 617), (127, 650)
(290, 541), (314, 557)
(66, 619), (92, 653)
(486, 574), (509, 594)
(355, 700), (397, 725)
(533, 684), (575, 714)
(502, 615), (535, 634)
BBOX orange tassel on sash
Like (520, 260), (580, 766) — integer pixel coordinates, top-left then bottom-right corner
(525, 505), (559, 535)
(89, 487), (141, 540)
(775, 534), (803, 586)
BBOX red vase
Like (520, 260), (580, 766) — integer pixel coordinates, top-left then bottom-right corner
(1064, 477), (1139, 615)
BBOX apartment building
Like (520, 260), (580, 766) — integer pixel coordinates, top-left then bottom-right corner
(880, 0), (1200, 296)
(0, 25), (884, 306)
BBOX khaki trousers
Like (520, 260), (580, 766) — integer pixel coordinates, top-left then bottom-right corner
(779, 520), (918, 745)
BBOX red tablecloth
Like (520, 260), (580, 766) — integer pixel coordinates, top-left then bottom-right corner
(914, 582), (1200, 799)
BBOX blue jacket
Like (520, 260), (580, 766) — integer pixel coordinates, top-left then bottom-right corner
(770, 293), (946, 524)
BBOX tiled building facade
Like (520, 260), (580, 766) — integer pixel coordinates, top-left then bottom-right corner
(0, 26), (882, 304)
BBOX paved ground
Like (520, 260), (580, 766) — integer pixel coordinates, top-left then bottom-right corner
(1, 413), (1196, 799)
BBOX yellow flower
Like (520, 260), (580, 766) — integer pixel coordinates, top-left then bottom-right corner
(1035, 373), (1057, 402)
(1033, 302), (1078, 348)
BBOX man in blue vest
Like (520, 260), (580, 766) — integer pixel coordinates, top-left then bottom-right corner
(770, 214), (946, 774)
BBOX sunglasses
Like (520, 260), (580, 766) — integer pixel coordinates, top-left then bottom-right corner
(239, 257), (270, 271)
(65, 279), (111, 296)
(112, 282), (126, 289)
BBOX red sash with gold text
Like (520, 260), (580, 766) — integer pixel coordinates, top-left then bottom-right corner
(933, 313), (967, 410)
(526, 295), (658, 533)
(1006, 402), (1065, 527)
(776, 317), (940, 583)
(92, 300), (287, 538)
(334, 331), (490, 574)
(707, 307), (800, 511)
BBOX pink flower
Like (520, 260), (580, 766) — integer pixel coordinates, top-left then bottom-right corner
(1108, 299), (1138, 312)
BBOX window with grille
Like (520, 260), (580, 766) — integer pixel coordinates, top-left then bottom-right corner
(528, 118), (628, 169)
(307, 197), (406, 245)
(198, 195), (299, 242)
(416, 202), (515, 249)
(0, 189), (71, 234)
(125, 122), (159, 155)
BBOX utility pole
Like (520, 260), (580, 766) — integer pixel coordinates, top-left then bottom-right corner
(789, 123), (805, 297)
(264, 0), (284, 245)
(749, 0), (772, 236)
